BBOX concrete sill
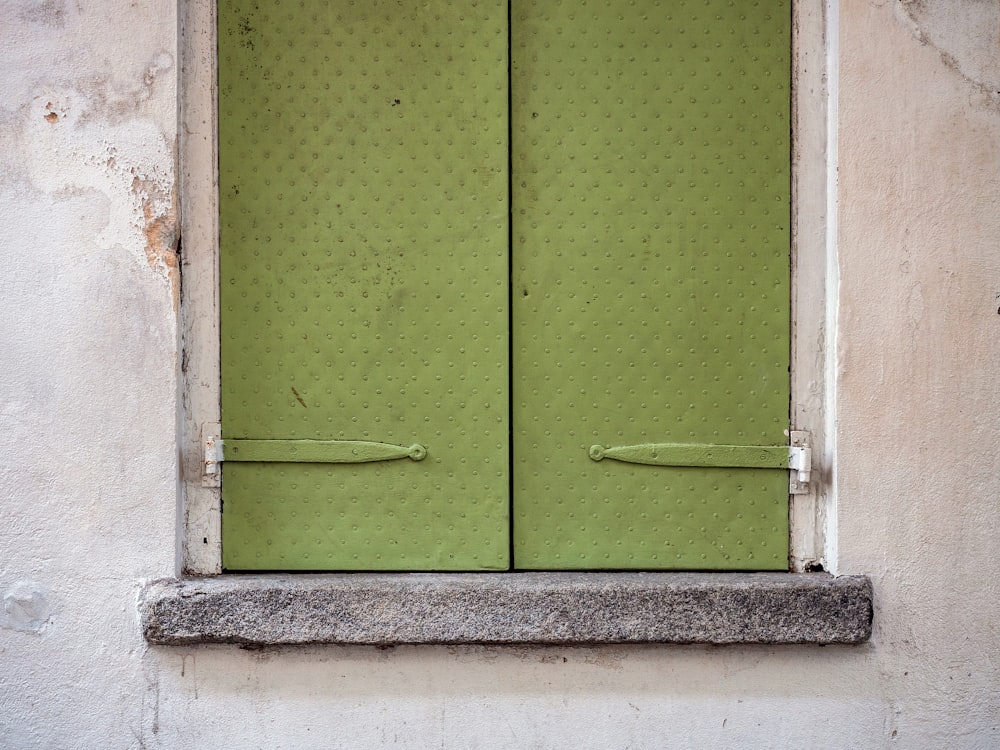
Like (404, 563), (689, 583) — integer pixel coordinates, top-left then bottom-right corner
(140, 572), (872, 646)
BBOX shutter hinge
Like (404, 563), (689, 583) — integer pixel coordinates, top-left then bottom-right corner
(201, 422), (223, 487)
(589, 431), (813, 496)
(788, 430), (812, 495)
(200, 430), (427, 480)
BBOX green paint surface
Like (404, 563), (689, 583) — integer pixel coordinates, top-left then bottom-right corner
(219, 0), (791, 571)
(511, 0), (791, 569)
(219, 0), (510, 570)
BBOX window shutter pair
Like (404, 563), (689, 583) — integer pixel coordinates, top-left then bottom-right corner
(218, 0), (791, 571)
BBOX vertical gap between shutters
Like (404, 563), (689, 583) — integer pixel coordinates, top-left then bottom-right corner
(506, 0), (516, 571)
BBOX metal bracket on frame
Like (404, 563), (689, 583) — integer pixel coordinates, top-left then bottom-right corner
(788, 430), (812, 495)
(201, 422), (223, 488)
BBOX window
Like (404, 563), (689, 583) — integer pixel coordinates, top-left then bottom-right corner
(152, 0), (870, 648)
(180, 0), (827, 575)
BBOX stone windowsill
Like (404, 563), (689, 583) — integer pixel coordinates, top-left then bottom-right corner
(140, 572), (873, 646)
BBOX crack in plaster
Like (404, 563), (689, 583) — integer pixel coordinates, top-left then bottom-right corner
(896, 0), (1000, 102)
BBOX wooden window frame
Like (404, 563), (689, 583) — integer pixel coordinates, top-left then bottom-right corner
(177, 0), (836, 576)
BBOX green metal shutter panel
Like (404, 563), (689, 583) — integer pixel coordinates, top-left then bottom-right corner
(218, 0), (511, 570)
(510, 0), (791, 568)
(219, 0), (790, 571)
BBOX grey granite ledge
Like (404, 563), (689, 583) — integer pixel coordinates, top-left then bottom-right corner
(140, 572), (872, 646)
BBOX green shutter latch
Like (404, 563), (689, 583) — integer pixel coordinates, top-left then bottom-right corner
(223, 439), (427, 464)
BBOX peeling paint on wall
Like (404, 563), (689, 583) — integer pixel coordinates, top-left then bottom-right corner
(3, 0), (180, 300)
(133, 173), (179, 310)
(15, 45), (179, 301)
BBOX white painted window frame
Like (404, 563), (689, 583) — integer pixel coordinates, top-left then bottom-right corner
(177, 0), (837, 576)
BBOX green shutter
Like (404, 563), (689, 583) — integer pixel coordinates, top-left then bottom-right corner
(510, 0), (791, 569)
(219, 0), (791, 571)
(218, 0), (510, 570)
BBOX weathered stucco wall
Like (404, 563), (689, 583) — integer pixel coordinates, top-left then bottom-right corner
(0, 0), (180, 745)
(1, 0), (998, 747)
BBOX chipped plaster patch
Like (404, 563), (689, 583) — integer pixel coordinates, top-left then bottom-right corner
(0, 10), (179, 300)
(22, 107), (178, 286)
(136, 177), (180, 310)
(1, 582), (52, 633)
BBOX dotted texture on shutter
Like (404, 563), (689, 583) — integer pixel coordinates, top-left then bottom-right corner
(218, 0), (510, 570)
(510, 0), (791, 569)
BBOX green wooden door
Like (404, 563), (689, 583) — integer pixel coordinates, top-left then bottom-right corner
(510, 1), (791, 569)
(218, 0), (511, 570)
(218, 0), (790, 571)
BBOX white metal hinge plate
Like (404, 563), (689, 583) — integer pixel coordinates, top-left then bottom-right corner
(202, 422), (223, 487)
(788, 430), (812, 495)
